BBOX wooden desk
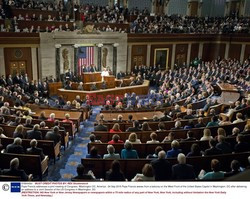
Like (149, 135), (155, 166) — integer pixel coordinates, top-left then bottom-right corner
(96, 111), (164, 121)
(82, 72), (102, 83)
(217, 83), (240, 105)
(33, 109), (81, 127)
(58, 80), (150, 105)
(48, 82), (63, 96)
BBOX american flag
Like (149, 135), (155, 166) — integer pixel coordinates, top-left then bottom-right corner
(78, 46), (94, 75)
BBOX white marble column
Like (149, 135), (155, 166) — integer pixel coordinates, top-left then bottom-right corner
(127, 44), (132, 72)
(224, 43), (230, 59)
(31, 47), (38, 81)
(146, 44), (151, 66)
(171, 44), (176, 70)
(240, 44), (246, 63)
(198, 43), (203, 59)
(0, 48), (5, 76)
(187, 43), (192, 66)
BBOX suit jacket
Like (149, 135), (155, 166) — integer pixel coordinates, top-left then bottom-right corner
(216, 142), (232, 154)
(103, 153), (120, 159)
(204, 147), (223, 156)
(126, 127), (141, 132)
(234, 142), (250, 153)
(2, 168), (28, 181)
(26, 147), (45, 160)
(172, 164), (196, 180)
(166, 148), (181, 158)
(26, 129), (42, 140)
(94, 124), (108, 131)
(151, 159), (172, 181)
(6, 144), (25, 154)
(45, 131), (61, 144)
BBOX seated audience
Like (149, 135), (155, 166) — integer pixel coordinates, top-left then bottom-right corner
(234, 134), (250, 153)
(151, 150), (172, 181)
(162, 132), (175, 143)
(216, 135), (232, 154)
(233, 113), (244, 123)
(26, 124), (42, 140)
(219, 116), (232, 126)
(86, 146), (101, 159)
(159, 110), (171, 121)
(38, 111), (47, 120)
(23, 118), (33, 128)
(103, 145), (120, 160)
(117, 114), (123, 122)
(172, 153), (196, 180)
(166, 140), (181, 158)
(6, 137), (25, 154)
(127, 133), (141, 144)
(1, 158), (29, 181)
(131, 163), (155, 181)
(108, 134), (124, 144)
(157, 122), (166, 132)
(182, 131), (196, 141)
(13, 124), (26, 139)
(109, 123), (122, 133)
(0, 127), (7, 138)
(141, 122), (152, 131)
(206, 116), (219, 127)
(8, 117), (21, 126)
(89, 134), (102, 143)
(126, 120), (141, 132)
(187, 143), (202, 157)
(194, 117), (205, 128)
(121, 141), (138, 159)
(94, 120), (108, 131)
(146, 132), (160, 144)
(199, 159), (224, 180)
(147, 146), (163, 159)
(171, 121), (182, 130)
(105, 160), (126, 181)
(184, 120), (194, 129)
(26, 139), (45, 160)
(204, 139), (223, 156)
(200, 129), (213, 141)
(71, 164), (96, 181)
(224, 160), (241, 178)
(45, 126), (61, 144)
(241, 124), (250, 135)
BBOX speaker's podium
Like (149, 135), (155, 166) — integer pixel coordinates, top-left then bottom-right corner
(82, 72), (102, 83)
(104, 76), (116, 88)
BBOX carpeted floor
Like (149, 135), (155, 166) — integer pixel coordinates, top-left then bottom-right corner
(46, 106), (102, 181)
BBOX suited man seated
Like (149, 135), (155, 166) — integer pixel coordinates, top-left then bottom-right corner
(90, 83), (98, 91)
(26, 139), (45, 160)
(117, 71), (125, 79)
(1, 158), (29, 181)
(126, 120), (141, 132)
(101, 81), (107, 89)
(6, 137), (25, 154)
(45, 126), (61, 144)
(26, 124), (42, 140)
(151, 150), (172, 181)
(94, 120), (108, 131)
(103, 145), (120, 160)
(71, 164), (96, 181)
(204, 139), (223, 156)
(172, 153), (196, 180)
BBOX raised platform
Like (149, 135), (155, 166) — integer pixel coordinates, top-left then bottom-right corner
(57, 80), (150, 105)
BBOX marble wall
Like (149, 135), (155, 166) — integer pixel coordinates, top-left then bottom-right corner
(167, 0), (188, 15)
(201, 0), (226, 17)
(39, 32), (127, 78)
(0, 48), (5, 76)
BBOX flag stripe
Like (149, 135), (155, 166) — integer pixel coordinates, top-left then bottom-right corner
(78, 46), (94, 75)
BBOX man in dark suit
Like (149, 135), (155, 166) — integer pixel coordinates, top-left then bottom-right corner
(234, 134), (250, 153)
(151, 150), (172, 181)
(2, 158), (28, 181)
(71, 164), (95, 181)
(216, 135), (232, 154)
(204, 139), (223, 156)
(159, 110), (171, 121)
(117, 71), (125, 79)
(26, 139), (45, 160)
(6, 74), (13, 86)
(172, 153), (196, 180)
(126, 120), (141, 132)
(94, 121), (108, 131)
(8, 117), (21, 127)
(45, 126), (61, 144)
(26, 124), (42, 140)
(6, 137), (25, 154)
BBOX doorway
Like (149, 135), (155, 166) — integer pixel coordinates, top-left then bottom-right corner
(9, 61), (27, 76)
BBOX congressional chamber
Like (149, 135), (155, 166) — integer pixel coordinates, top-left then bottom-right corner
(0, 0), (250, 182)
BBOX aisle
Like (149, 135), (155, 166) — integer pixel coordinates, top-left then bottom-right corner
(49, 106), (102, 181)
